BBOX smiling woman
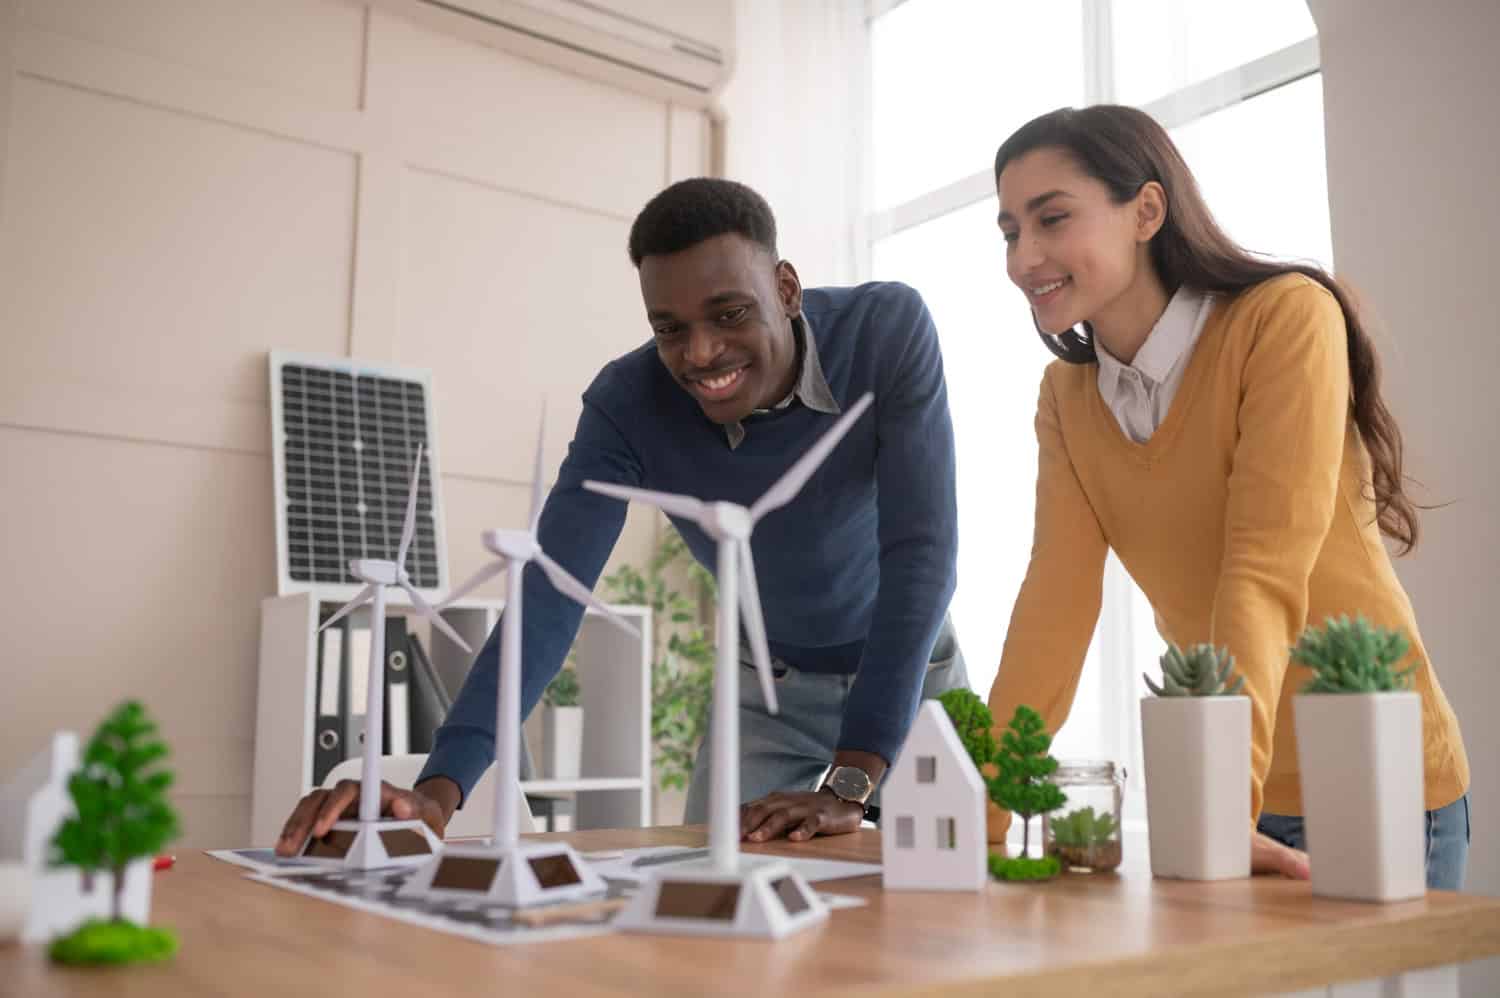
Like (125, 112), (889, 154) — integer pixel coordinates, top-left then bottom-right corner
(982, 104), (1471, 889)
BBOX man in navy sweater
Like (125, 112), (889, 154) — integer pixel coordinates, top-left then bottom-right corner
(277, 178), (962, 852)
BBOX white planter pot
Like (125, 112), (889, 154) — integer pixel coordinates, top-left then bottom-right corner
(542, 706), (584, 781)
(1293, 691), (1424, 902)
(0, 863), (29, 942)
(1141, 696), (1251, 880)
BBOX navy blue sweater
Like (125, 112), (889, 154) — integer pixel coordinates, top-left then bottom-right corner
(420, 281), (958, 799)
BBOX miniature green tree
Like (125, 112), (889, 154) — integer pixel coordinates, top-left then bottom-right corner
(49, 700), (180, 965)
(1145, 643), (1245, 697)
(937, 688), (997, 772)
(1292, 614), (1417, 693)
(987, 705), (1066, 879)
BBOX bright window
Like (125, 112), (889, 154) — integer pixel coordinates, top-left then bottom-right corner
(868, 2), (1331, 828)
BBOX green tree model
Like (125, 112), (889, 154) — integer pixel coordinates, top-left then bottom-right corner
(49, 701), (180, 965)
(988, 705), (1066, 861)
(936, 688), (997, 771)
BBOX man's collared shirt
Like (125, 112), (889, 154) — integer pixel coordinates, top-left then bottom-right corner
(1095, 287), (1215, 444)
(724, 312), (841, 450)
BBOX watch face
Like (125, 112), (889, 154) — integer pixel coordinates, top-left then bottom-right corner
(829, 766), (872, 802)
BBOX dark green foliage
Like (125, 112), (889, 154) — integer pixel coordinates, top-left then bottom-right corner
(937, 689), (997, 771)
(1145, 643), (1245, 697)
(987, 705), (1066, 859)
(1293, 614), (1417, 694)
(49, 919), (178, 965)
(988, 853), (1060, 881)
(542, 665), (581, 708)
(50, 700), (179, 946)
(1048, 806), (1117, 848)
(600, 525), (718, 792)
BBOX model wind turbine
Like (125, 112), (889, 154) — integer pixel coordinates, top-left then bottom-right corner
(400, 408), (639, 907)
(305, 443), (474, 870)
(584, 391), (875, 939)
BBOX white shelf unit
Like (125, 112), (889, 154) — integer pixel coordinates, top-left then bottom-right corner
(251, 592), (652, 847)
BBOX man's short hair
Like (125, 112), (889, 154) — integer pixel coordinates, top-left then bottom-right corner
(627, 178), (778, 266)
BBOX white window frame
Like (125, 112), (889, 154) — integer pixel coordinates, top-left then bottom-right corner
(864, 0), (1322, 827)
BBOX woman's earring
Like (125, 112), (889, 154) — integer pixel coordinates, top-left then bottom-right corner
(1032, 312), (1096, 364)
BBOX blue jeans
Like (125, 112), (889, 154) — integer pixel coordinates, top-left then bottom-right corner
(683, 618), (969, 823)
(1257, 793), (1471, 890)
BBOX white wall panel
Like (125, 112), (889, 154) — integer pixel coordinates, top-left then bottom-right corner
(19, 0), (367, 111)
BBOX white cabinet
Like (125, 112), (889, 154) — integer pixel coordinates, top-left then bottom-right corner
(251, 591), (651, 847)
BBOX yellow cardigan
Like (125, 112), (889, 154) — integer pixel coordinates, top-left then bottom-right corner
(986, 274), (1469, 841)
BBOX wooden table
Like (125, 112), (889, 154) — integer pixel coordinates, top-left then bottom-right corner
(5, 826), (1499, 997)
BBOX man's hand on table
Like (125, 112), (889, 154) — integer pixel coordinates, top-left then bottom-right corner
(1252, 830), (1311, 879)
(740, 790), (865, 843)
(275, 776), (460, 857)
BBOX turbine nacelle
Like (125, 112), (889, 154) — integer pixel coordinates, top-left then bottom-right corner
(481, 528), (540, 561)
(347, 558), (402, 586)
(701, 502), (752, 541)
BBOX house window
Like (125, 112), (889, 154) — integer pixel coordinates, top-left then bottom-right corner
(937, 817), (957, 850)
(895, 815), (915, 849)
(916, 755), (937, 783)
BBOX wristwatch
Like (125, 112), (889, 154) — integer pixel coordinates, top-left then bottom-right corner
(821, 766), (881, 824)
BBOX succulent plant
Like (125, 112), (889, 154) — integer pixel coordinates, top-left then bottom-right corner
(1293, 614), (1416, 694)
(1144, 643), (1245, 697)
(1048, 806), (1117, 848)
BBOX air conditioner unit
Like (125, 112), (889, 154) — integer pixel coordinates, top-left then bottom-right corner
(397, 0), (732, 107)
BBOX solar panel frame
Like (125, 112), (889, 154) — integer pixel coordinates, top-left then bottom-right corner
(269, 351), (451, 599)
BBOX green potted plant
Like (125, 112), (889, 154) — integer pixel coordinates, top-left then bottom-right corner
(1291, 614), (1423, 901)
(48, 701), (180, 965)
(1140, 643), (1251, 881)
(986, 705), (1066, 881)
(541, 660), (584, 781)
(600, 525), (716, 812)
(1047, 806), (1121, 871)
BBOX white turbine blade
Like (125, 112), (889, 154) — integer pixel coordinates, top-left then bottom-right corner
(436, 558), (508, 610)
(403, 584), (473, 654)
(750, 392), (874, 523)
(319, 585), (376, 631)
(528, 403), (548, 535)
(396, 442), (425, 568)
(583, 480), (707, 523)
(737, 538), (778, 715)
(534, 551), (640, 639)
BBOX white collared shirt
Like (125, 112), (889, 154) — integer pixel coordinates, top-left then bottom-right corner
(1095, 288), (1215, 443)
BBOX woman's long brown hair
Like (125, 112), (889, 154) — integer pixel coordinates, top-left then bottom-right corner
(996, 105), (1420, 553)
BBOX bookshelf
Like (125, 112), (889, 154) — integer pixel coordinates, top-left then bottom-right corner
(250, 591), (652, 847)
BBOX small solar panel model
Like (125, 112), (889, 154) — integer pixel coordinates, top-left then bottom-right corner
(579, 392), (874, 939)
(399, 410), (639, 907)
(270, 353), (450, 599)
(302, 444), (474, 870)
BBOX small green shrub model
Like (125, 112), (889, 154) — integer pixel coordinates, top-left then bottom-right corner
(988, 852), (1061, 881)
(542, 665), (581, 708)
(1145, 643), (1245, 697)
(1293, 614), (1417, 694)
(937, 688), (997, 771)
(987, 705), (1066, 867)
(49, 701), (180, 966)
